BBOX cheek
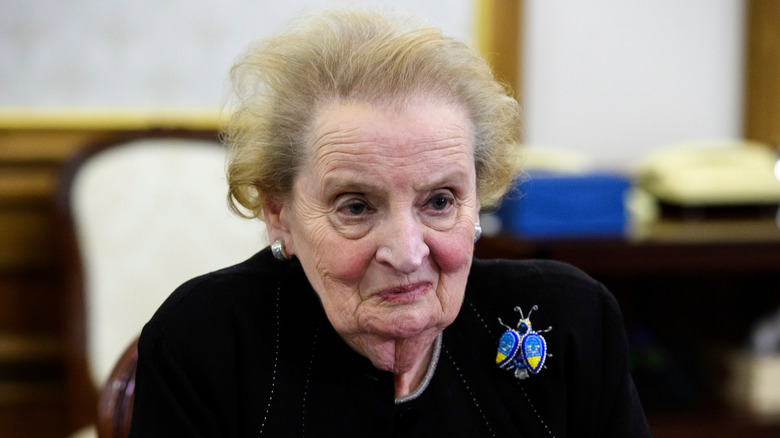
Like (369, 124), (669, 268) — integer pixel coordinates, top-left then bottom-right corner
(431, 229), (473, 322)
(301, 224), (374, 289)
(428, 225), (474, 276)
(320, 239), (375, 285)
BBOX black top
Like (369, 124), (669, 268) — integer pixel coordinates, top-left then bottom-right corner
(129, 247), (650, 437)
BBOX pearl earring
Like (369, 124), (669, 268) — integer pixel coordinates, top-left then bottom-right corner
(271, 238), (291, 261)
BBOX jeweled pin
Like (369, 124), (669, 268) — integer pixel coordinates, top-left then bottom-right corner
(495, 305), (552, 379)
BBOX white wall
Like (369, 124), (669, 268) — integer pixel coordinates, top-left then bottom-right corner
(2, 0), (747, 170)
(522, 0), (745, 169)
(0, 0), (474, 108)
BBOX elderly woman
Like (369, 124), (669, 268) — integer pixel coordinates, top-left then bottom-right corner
(129, 10), (650, 437)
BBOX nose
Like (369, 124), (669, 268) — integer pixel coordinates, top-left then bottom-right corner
(375, 211), (430, 273)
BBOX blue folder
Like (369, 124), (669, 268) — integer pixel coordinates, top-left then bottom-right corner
(497, 172), (631, 238)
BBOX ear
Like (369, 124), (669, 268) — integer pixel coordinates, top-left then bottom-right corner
(263, 196), (295, 256)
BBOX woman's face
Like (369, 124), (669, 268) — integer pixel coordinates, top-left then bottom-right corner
(268, 99), (478, 367)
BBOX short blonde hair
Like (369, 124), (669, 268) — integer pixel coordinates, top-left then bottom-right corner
(224, 10), (522, 218)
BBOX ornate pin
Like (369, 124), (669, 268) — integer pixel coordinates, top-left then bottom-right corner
(496, 305), (552, 380)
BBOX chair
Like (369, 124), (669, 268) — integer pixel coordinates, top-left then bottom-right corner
(96, 338), (138, 438)
(56, 130), (267, 437)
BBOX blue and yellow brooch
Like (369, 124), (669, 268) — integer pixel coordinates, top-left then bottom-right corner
(496, 305), (552, 379)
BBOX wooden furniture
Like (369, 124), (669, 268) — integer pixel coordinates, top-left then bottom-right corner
(475, 0), (522, 99)
(744, 0), (780, 148)
(97, 339), (138, 438)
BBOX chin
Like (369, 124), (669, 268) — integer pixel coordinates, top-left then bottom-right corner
(374, 305), (454, 340)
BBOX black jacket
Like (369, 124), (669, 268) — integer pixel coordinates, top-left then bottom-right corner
(129, 247), (650, 437)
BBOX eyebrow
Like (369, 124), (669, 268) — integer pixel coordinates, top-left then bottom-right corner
(321, 168), (471, 197)
(322, 178), (382, 196)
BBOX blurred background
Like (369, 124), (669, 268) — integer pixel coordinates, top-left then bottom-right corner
(1, 0), (779, 437)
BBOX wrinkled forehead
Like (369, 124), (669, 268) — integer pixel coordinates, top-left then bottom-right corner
(305, 98), (474, 162)
(297, 99), (476, 196)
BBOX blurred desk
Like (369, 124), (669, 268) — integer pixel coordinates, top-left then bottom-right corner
(476, 218), (780, 275)
(475, 217), (780, 437)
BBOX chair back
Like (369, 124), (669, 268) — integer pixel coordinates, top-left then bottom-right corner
(57, 131), (267, 434)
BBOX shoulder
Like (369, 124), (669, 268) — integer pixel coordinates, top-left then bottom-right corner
(139, 247), (312, 355)
(150, 248), (276, 322)
(469, 257), (600, 287)
(467, 258), (612, 311)
(464, 258), (623, 347)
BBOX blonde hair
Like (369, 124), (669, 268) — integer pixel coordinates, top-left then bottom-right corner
(224, 10), (522, 218)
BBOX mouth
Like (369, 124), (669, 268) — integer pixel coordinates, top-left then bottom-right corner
(375, 282), (430, 304)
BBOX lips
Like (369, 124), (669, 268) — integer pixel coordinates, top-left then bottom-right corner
(375, 282), (430, 303)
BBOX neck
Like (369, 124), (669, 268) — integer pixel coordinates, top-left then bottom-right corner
(343, 329), (440, 397)
(393, 338), (435, 398)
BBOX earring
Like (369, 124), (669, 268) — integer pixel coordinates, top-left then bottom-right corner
(474, 223), (482, 243)
(271, 238), (290, 261)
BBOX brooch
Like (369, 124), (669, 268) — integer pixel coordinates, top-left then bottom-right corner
(496, 305), (552, 380)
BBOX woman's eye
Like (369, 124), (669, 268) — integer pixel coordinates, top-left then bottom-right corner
(346, 201), (367, 215)
(431, 196), (449, 210)
(427, 193), (454, 212)
(331, 196), (374, 237)
(337, 198), (370, 217)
